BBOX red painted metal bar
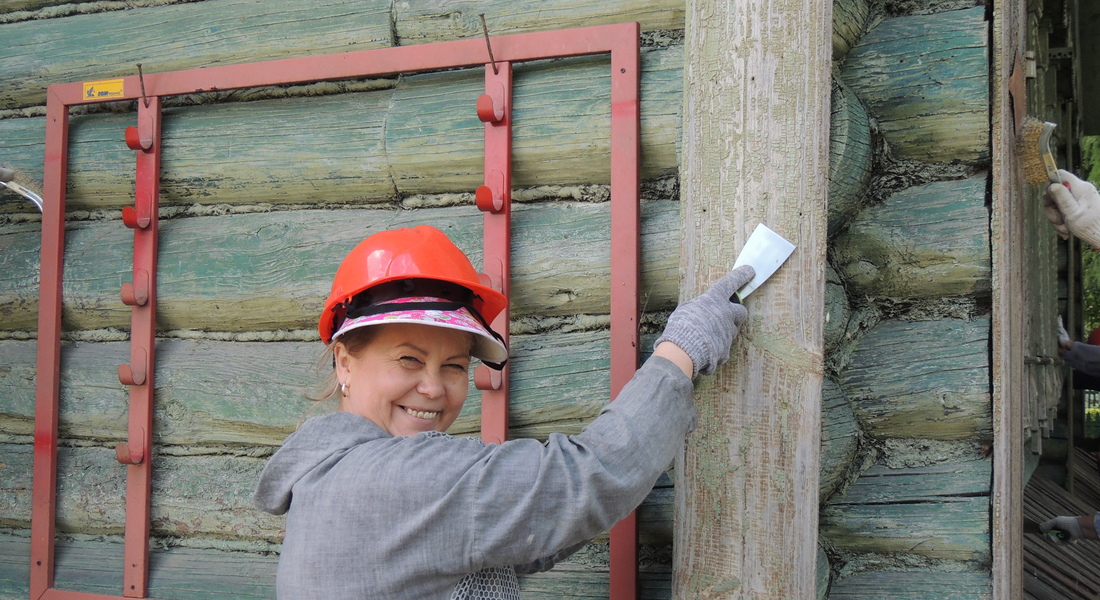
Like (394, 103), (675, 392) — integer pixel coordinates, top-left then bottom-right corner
(117, 96), (162, 597)
(41, 589), (137, 600)
(607, 23), (642, 600)
(46, 24), (639, 108)
(30, 87), (70, 600)
(475, 61), (514, 446)
(32, 21), (641, 600)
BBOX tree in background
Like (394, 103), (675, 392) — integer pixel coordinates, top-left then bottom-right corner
(1082, 136), (1100, 334)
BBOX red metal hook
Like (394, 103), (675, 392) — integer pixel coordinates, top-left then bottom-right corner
(115, 427), (146, 465)
(121, 269), (150, 306)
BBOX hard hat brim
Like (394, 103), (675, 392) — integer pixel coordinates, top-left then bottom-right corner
(329, 296), (508, 366)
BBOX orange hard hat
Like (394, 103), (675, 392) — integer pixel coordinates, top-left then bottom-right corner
(319, 225), (507, 345)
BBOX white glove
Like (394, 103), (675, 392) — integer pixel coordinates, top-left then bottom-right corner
(1040, 515), (1085, 543)
(1045, 170), (1100, 249)
(1057, 316), (1072, 350)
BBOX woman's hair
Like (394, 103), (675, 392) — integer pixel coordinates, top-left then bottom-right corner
(306, 325), (381, 403)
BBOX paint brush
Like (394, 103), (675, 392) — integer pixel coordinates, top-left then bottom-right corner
(0, 163), (44, 212)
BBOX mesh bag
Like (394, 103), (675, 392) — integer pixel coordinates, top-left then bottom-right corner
(450, 566), (521, 600)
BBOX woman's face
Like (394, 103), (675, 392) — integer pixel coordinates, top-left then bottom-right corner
(334, 322), (472, 436)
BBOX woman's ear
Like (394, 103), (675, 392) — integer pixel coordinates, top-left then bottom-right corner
(333, 342), (352, 381)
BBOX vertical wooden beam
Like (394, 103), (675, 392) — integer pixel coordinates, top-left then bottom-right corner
(991, 0), (1027, 598)
(674, 1), (829, 598)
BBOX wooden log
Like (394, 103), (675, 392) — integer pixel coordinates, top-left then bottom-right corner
(839, 317), (992, 441)
(827, 77), (873, 237)
(831, 0), (871, 60)
(0, 531), (672, 600)
(0, 442), (675, 545)
(827, 570), (992, 599)
(0, 202), (680, 332)
(820, 459), (992, 562)
(393, 0), (685, 45)
(0, 45), (683, 211)
(820, 378), (860, 503)
(0, 331), (661, 447)
(839, 7), (989, 164)
(0, 0), (394, 110)
(831, 174), (991, 300)
(674, 0), (829, 596)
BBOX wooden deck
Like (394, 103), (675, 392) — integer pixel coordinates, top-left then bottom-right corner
(1024, 448), (1100, 599)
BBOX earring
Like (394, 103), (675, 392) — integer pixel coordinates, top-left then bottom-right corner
(339, 381), (349, 397)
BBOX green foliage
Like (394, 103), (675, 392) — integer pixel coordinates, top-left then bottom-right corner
(1082, 136), (1100, 182)
(1084, 136), (1100, 333)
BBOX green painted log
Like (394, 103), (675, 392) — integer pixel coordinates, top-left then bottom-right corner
(838, 317), (991, 441)
(0, 442), (674, 545)
(831, 174), (991, 300)
(0, 0), (394, 110)
(820, 378), (859, 503)
(393, 0), (685, 45)
(840, 7), (989, 164)
(0, 331), (654, 446)
(831, 0), (871, 60)
(820, 459), (991, 562)
(827, 570), (992, 599)
(0, 202), (680, 332)
(0, 532), (671, 600)
(827, 77), (873, 237)
(0, 46), (682, 210)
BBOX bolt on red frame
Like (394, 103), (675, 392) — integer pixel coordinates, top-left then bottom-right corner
(32, 22), (641, 600)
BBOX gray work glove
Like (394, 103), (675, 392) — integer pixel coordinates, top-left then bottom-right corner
(1040, 515), (1088, 543)
(1045, 170), (1100, 249)
(655, 265), (755, 378)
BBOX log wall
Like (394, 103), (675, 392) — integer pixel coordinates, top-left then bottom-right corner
(0, 0), (997, 598)
(820, 5), (995, 596)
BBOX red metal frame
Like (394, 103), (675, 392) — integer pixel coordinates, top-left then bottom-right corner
(32, 22), (641, 600)
(475, 61), (513, 446)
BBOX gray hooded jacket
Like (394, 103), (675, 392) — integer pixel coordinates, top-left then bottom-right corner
(253, 355), (697, 599)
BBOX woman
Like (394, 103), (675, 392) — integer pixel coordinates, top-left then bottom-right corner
(253, 224), (754, 599)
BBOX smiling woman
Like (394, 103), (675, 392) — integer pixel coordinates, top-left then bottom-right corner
(335, 322), (474, 436)
(252, 224), (754, 600)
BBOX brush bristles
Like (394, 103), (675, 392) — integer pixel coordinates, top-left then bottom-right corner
(0, 163), (43, 197)
(1016, 117), (1052, 187)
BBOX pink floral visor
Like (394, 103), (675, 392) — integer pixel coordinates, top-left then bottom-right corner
(330, 296), (508, 367)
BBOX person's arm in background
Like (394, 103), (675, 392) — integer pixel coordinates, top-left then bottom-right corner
(1057, 317), (1100, 376)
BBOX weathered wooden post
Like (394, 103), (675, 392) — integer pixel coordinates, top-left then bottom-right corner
(675, 0), (830, 597)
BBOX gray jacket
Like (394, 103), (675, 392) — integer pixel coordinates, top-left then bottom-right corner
(253, 355), (696, 599)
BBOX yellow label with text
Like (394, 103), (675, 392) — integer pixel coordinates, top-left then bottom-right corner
(82, 79), (125, 100)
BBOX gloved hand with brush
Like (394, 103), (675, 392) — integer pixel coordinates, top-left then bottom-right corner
(1044, 170), (1100, 250)
(654, 265), (755, 378)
